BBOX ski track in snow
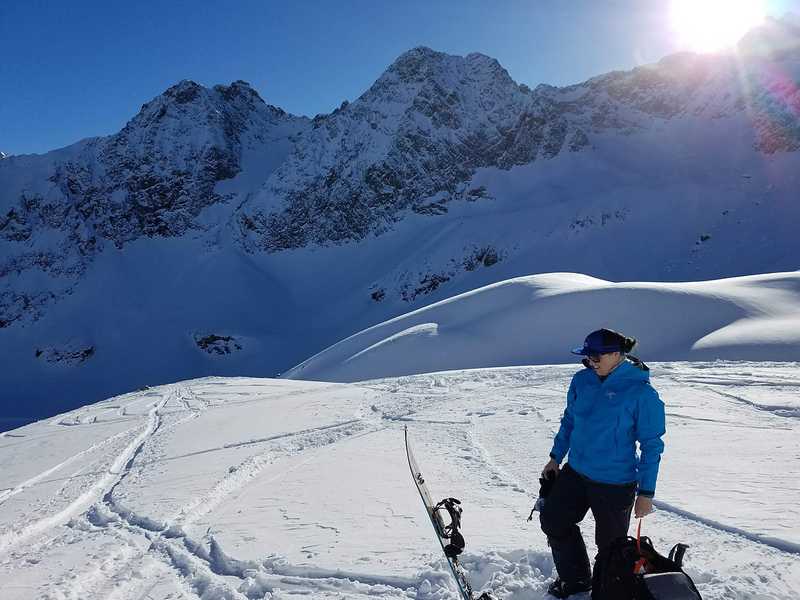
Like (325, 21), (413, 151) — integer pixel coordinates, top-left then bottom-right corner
(0, 366), (798, 599)
(0, 427), (139, 506)
(652, 500), (800, 555)
(169, 418), (374, 528)
(697, 386), (800, 419)
(18, 381), (403, 600)
(0, 393), (167, 556)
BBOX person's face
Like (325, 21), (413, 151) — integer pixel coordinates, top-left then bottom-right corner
(586, 351), (622, 376)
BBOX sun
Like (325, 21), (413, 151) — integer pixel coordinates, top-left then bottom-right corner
(670, 0), (766, 53)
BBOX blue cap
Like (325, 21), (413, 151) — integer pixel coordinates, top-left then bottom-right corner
(571, 328), (626, 356)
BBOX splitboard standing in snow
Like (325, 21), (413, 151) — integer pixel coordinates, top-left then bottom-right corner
(538, 328), (667, 599)
(404, 427), (498, 600)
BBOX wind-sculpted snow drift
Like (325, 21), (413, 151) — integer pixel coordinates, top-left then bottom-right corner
(2, 16), (800, 425)
(0, 367), (798, 599)
(283, 271), (800, 382)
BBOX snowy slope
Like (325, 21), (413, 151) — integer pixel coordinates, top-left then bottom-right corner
(283, 271), (800, 382)
(0, 366), (798, 599)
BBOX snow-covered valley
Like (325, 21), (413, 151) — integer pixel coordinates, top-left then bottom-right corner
(3, 16), (800, 426)
(1, 363), (798, 599)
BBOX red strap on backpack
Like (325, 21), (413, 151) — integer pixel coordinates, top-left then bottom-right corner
(633, 518), (649, 574)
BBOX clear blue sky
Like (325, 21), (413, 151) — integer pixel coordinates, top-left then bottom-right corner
(1, 0), (798, 155)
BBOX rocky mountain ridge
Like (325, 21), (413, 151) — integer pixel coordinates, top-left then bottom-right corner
(238, 48), (589, 251)
(3, 32), (799, 266)
(0, 80), (306, 327)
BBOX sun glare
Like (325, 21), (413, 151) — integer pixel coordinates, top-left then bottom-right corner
(670, 0), (766, 53)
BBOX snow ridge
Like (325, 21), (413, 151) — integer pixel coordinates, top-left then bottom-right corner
(284, 271), (800, 383)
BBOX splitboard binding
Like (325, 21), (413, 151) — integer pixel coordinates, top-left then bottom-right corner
(433, 497), (465, 558)
(404, 426), (499, 600)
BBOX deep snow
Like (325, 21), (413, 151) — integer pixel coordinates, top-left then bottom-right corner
(283, 271), (800, 382)
(0, 363), (798, 599)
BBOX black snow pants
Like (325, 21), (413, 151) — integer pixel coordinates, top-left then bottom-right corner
(539, 463), (636, 585)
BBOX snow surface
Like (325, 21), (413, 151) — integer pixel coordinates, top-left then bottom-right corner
(1, 365), (798, 599)
(283, 271), (800, 383)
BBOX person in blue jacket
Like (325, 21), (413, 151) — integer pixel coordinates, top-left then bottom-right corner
(540, 328), (666, 599)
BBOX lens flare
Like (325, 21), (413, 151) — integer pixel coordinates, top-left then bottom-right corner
(670, 0), (766, 53)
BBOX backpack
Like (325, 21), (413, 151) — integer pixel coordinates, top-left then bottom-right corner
(591, 533), (703, 600)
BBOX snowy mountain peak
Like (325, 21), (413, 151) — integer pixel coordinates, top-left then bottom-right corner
(375, 46), (521, 98)
(129, 80), (217, 132)
(237, 38), (800, 253)
(237, 47), (543, 252)
(0, 151), (7, 160)
(385, 46), (448, 81)
(465, 50), (515, 80)
(388, 46), (509, 80)
(162, 78), (204, 104)
(0, 76), (308, 333)
(212, 79), (269, 106)
(129, 78), (282, 135)
(738, 12), (800, 57)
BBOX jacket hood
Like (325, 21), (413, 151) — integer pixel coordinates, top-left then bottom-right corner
(581, 356), (651, 384)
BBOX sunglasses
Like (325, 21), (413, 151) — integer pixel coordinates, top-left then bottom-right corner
(586, 352), (610, 363)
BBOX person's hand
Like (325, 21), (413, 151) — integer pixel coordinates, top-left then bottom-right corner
(541, 458), (560, 479)
(634, 495), (653, 518)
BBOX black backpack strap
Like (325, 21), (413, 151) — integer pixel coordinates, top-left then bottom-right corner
(668, 543), (689, 568)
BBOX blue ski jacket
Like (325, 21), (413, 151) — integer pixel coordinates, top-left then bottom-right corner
(549, 359), (666, 497)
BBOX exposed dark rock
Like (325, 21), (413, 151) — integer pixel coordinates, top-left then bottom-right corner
(464, 246), (499, 270)
(0, 208), (32, 241)
(0, 291), (56, 327)
(570, 209), (628, 231)
(165, 80), (203, 104)
(412, 201), (448, 215)
(401, 273), (451, 302)
(568, 129), (590, 152)
(466, 187), (490, 200)
(699, 234), (712, 243)
(35, 344), (95, 365)
(392, 245), (505, 302)
(195, 334), (243, 355)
